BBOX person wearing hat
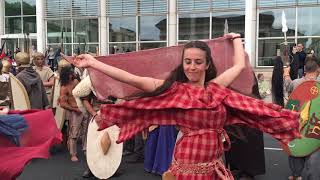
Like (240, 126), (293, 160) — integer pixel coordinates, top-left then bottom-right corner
(15, 52), (49, 109)
(0, 59), (12, 108)
(1, 59), (10, 80)
(0, 61), (10, 107)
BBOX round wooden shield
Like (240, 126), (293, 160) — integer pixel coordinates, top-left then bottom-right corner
(9, 73), (31, 110)
(283, 80), (320, 157)
(86, 120), (123, 179)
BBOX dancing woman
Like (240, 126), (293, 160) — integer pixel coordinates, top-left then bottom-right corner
(72, 33), (300, 180)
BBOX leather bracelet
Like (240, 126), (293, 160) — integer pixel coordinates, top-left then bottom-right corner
(231, 36), (241, 40)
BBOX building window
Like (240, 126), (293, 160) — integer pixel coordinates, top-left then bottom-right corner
(177, 0), (245, 42)
(257, 38), (289, 66)
(257, 5), (320, 67)
(212, 11), (245, 38)
(47, 19), (98, 56)
(5, 0), (21, 16)
(23, 17), (36, 33)
(107, 0), (167, 53)
(109, 17), (137, 42)
(23, 0), (36, 15)
(5, 17), (22, 34)
(138, 16), (167, 41)
(4, 0), (36, 34)
(73, 19), (99, 43)
(258, 8), (295, 38)
(47, 20), (72, 44)
(297, 6), (320, 37)
(179, 13), (210, 41)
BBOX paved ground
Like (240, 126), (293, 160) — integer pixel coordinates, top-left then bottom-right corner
(18, 133), (291, 180)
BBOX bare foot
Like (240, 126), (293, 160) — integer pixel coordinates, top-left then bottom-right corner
(296, 177), (302, 180)
(71, 155), (79, 162)
(288, 176), (294, 180)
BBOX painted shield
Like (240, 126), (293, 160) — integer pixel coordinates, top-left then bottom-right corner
(284, 80), (320, 157)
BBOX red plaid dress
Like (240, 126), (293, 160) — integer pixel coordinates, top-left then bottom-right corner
(99, 82), (300, 180)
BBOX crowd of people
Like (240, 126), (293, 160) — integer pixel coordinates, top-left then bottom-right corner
(0, 37), (318, 180)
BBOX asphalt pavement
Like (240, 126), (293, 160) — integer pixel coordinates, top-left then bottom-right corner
(17, 133), (291, 180)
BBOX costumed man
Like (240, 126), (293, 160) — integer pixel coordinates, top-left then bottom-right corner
(1, 59), (11, 80)
(58, 66), (86, 162)
(33, 52), (54, 106)
(0, 61), (10, 107)
(72, 75), (123, 179)
(15, 52), (49, 109)
(0, 59), (12, 108)
(286, 58), (320, 180)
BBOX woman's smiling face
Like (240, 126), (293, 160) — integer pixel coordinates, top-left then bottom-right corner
(183, 48), (209, 87)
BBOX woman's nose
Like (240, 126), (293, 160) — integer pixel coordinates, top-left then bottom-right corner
(190, 62), (196, 69)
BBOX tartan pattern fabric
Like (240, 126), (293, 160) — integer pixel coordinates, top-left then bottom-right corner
(99, 82), (300, 179)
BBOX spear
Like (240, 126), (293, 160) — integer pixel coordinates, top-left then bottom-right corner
(0, 40), (6, 55)
(281, 10), (289, 64)
(224, 19), (229, 35)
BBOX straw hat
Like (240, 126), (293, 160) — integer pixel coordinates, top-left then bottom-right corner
(1, 59), (11, 74)
(15, 52), (30, 67)
(86, 120), (123, 179)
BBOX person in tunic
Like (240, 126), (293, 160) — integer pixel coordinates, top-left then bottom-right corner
(72, 33), (300, 180)
(33, 52), (54, 106)
(15, 52), (49, 109)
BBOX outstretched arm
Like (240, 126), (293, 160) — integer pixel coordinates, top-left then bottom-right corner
(74, 54), (164, 92)
(212, 33), (246, 87)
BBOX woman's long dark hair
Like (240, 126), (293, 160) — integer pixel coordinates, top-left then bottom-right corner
(60, 66), (75, 86)
(126, 41), (217, 99)
(271, 56), (284, 107)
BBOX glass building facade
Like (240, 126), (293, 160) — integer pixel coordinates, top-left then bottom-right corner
(1, 0), (320, 68)
(257, 0), (320, 66)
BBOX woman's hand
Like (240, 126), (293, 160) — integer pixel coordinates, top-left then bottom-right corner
(227, 32), (245, 69)
(224, 32), (241, 40)
(74, 54), (96, 68)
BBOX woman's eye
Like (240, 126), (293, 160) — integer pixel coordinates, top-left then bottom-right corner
(184, 59), (191, 64)
(195, 60), (204, 64)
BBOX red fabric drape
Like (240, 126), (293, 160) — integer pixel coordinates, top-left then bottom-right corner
(0, 109), (62, 180)
(84, 36), (254, 99)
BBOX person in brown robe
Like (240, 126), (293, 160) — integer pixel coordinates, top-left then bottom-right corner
(15, 52), (49, 109)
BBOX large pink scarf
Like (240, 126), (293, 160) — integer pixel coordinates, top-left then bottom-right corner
(70, 36), (254, 99)
(0, 109), (62, 179)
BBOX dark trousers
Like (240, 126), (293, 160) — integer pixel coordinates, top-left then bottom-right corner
(289, 156), (305, 177)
